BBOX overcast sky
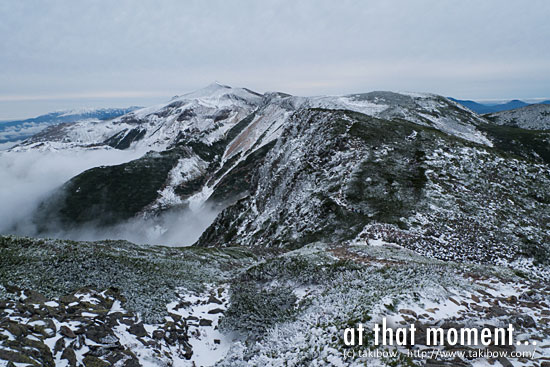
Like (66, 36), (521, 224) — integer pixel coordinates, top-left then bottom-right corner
(1, 0), (549, 120)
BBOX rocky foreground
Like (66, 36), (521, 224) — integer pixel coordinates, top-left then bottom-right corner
(0, 236), (549, 366)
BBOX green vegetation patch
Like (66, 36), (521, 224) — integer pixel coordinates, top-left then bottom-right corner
(0, 235), (256, 322)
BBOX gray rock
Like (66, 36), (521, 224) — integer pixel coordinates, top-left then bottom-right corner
(23, 290), (48, 304)
(128, 322), (147, 338)
(497, 356), (513, 367)
(510, 314), (536, 329)
(54, 337), (65, 353)
(61, 347), (77, 366)
(60, 325), (76, 338)
(83, 355), (109, 367)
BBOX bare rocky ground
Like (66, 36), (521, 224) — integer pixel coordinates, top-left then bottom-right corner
(0, 236), (548, 366)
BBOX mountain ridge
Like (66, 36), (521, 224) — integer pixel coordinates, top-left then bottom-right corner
(449, 97), (550, 114)
(1, 84), (549, 366)
(484, 103), (550, 130)
(17, 85), (501, 241)
(0, 107), (140, 150)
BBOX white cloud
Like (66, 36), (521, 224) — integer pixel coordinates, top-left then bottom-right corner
(0, 148), (220, 246)
(0, 148), (145, 235)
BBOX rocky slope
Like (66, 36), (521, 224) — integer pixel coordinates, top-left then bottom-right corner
(199, 109), (550, 271)
(0, 107), (139, 150)
(10, 84), (263, 153)
(485, 104), (550, 130)
(0, 235), (256, 367)
(0, 236), (548, 367)
(26, 85), (497, 235)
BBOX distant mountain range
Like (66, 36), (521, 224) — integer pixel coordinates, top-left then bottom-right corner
(450, 97), (550, 114)
(2, 96), (547, 150)
(0, 107), (141, 149)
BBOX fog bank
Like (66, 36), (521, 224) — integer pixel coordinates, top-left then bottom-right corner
(0, 148), (219, 246)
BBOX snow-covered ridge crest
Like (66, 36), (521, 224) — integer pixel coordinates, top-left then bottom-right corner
(305, 91), (492, 146)
(6, 84), (497, 236)
(11, 83), (264, 153)
(1, 106), (140, 151)
(486, 103), (550, 130)
(175, 81), (262, 102)
(129, 82), (263, 119)
(11, 84), (493, 155)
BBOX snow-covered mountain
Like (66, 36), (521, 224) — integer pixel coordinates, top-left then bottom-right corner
(1, 84), (550, 367)
(485, 103), (550, 130)
(22, 84), (498, 234)
(11, 84), (262, 152)
(12, 82), (546, 267)
(13, 84), (491, 153)
(0, 107), (140, 150)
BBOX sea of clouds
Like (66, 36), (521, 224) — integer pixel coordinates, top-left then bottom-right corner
(0, 148), (218, 246)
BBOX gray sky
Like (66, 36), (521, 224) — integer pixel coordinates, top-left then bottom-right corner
(1, 0), (549, 120)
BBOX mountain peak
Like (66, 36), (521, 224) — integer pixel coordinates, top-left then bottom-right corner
(196, 81), (232, 93)
(171, 82), (261, 103)
(212, 81), (231, 88)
